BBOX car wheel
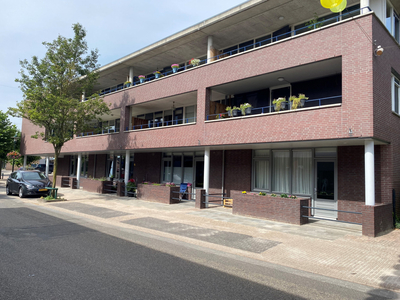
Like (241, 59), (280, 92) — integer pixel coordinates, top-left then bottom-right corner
(19, 187), (25, 198)
(6, 185), (12, 195)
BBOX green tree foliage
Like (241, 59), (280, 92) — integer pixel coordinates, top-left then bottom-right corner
(9, 23), (110, 189)
(0, 111), (18, 169)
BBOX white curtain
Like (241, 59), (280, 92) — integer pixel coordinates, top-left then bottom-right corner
(254, 160), (269, 190)
(292, 150), (312, 195)
(273, 151), (290, 193)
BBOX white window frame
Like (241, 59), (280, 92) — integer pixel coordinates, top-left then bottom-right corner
(392, 73), (400, 114)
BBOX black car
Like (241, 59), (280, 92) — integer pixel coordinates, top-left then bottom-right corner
(6, 170), (52, 198)
(35, 164), (53, 173)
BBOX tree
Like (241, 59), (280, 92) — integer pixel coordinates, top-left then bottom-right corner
(0, 111), (18, 169)
(9, 23), (110, 192)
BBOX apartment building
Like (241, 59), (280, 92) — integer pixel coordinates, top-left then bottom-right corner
(20, 0), (400, 236)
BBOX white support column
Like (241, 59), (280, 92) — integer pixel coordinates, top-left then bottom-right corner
(23, 155), (27, 170)
(204, 147), (210, 207)
(125, 150), (130, 196)
(129, 67), (134, 83)
(207, 36), (213, 63)
(45, 157), (50, 176)
(365, 139), (375, 206)
(77, 153), (82, 189)
(81, 90), (85, 102)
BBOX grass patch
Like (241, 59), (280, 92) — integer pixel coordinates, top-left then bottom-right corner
(40, 196), (66, 202)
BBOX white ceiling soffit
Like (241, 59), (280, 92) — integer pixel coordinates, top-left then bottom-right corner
(210, 57), (342, 96)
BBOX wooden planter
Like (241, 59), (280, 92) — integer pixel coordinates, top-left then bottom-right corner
(231, 191), (310, 225)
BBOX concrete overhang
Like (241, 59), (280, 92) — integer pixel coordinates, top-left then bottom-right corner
(95, 0), (360, 90)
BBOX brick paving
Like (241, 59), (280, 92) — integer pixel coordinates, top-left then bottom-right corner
(1, 174), (399, 292)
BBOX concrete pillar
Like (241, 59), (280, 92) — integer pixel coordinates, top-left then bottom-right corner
(129, 67), (134, 83)
(23, 155), (27, 170)
(204, 147), (210, 207)
(365, 140), (375, 206)
(360, 0), (369, 14)
(45, 157), (50, 176)
(125, 150), (130, 196)
(77, 153), (82, 189)
(207, 36), (213, 62)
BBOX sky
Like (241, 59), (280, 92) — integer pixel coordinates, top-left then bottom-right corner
(0, 0), (246, 130)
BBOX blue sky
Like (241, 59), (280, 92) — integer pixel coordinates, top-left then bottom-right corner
(0, 0), (246, 129)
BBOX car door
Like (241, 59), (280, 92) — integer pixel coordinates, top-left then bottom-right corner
(15, 172), (23, 193)
(8, 172), (17, 193)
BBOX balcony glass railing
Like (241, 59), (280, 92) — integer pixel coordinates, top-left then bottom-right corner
(127, 117), (196, 131)
(206, 96), (342, 120)
(97, 7), (370, 97)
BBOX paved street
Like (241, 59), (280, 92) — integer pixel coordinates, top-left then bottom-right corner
(1, 171), (400, 299)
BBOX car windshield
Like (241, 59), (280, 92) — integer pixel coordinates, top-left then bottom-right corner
(22, 172), (47, 180)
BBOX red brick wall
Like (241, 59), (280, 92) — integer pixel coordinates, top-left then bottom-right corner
(94, 154), (107, 178)
(133, 152), (162, 183)
(55, 156), (70, 176)
(362, 203), (393, 237)
(209, 150), (223, 195)
(224, 150), (252, 197)
(136, 184), (179, 204)
(21, 15), (375, 156)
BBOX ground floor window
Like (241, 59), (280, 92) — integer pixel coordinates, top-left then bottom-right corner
(162, 152), (201, 184)
(253, 148), (322, 196)
(69, 154), (89, 177)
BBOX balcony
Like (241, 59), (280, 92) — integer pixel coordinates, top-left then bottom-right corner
(95, 5), (366, 98)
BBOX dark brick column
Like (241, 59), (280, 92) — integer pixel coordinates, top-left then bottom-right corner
(195, 189), (206, 209)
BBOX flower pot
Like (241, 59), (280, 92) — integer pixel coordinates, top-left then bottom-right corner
(125, 83), (131, 88)
(245, 107), (252, 115)
(155, 73), (160, 79)
(231, 109), (239, 117)
(139, 78), (145, 83)
(274, 102), (286, 112)
(300, 98), (306, 107)
(172, 68), (178, 73)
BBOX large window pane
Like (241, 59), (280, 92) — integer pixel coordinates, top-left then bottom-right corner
(163, 160), (171, 182)
(254, 160), (270, 190)
(172, 155), (182, 184)
(183, 155), (193, 184)
(292, 150), (312, 194)
(273, 151), (290, 193)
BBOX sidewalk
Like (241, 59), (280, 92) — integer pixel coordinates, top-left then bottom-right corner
(1, 171), (400, 293)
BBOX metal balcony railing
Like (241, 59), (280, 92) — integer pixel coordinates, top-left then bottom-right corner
(206, 96), (342, 120)
(126, 117), (196, 131)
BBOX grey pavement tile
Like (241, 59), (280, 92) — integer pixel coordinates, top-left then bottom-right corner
(49, 202), (132, 218)
(122, 217), (280, 253)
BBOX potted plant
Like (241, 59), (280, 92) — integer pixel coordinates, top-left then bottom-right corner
(272, 97), (287, 112)
(171, 64), (179, 73)
(225, 106), (240, 117)
(289, 94), (308, 110)
(189, 58), (200, 67)
(239, 103), (252, 115)
(126, 179), (136, 196)
(153, 71), (161, 79)
(124, 81), (132, 88)
(138, 75), (145, 83)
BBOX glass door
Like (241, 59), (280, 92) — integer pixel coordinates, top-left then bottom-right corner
(194, 159), (204, 188)
(314, 161), (337, 219)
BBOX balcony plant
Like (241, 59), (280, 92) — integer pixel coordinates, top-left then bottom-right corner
(153, 71), (161, 79)
(171, 64), (179, 73)
(138, 75), (145, 83)
(226, 106), (239, 117)
(124, 81), (132, 88)
(189, 58), (200, 67)
(272, 97), (287, 112)
(239, 103), (252, 115)
(289, 94), (308, 110)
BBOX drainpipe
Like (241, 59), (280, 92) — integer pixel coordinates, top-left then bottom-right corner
(23, 155), (27, 170)
(45, 156), (50, 177)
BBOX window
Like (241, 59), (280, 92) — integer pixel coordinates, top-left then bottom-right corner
(392, 74), (400, 114)
(292, 150), (312, 195)
(386, 1), (400, 43)
(162, 152), (195, 185)
(272, 150), (290, 193)
(253, 150), (270, 191)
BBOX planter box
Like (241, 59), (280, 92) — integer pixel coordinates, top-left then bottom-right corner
(79, 178), (109, 193)
(137, 184), (180, 204)
(231, 191), (310, 225)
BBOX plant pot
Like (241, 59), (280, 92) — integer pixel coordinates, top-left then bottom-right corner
(231, 109), (239, 117)
(139, 78), (145, 83)
(245, 107), (252, 115)
(155, 73), (160, 79)
(172, 68), (178, 73)
(274, 102), (286, 112)
(300, 98), (306, 107)
(125, 83), (131, 88)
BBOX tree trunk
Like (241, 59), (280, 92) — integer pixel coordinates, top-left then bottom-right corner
(52, 147), (61, 197)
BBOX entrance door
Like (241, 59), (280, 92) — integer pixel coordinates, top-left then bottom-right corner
(314, 161), (337, 219)
(194, 159), (204, 189)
